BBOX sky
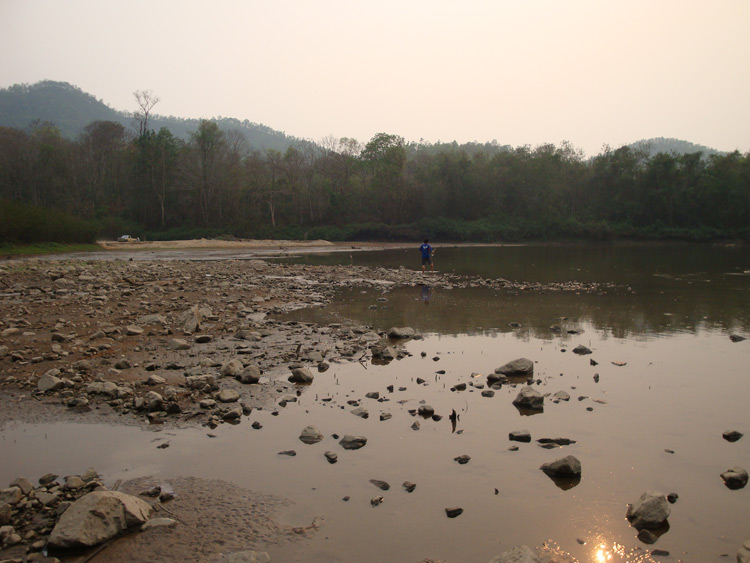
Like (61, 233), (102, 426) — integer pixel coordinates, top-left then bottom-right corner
(1, 0), (749, 156)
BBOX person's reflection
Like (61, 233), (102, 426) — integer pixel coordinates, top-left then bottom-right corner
(420, 284), (432, 304)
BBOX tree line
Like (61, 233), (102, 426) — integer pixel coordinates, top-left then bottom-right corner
(1, 118), (749, 244)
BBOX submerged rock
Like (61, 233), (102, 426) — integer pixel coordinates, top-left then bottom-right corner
(540, 455), (581, 478)
(487, 545), (541, 563)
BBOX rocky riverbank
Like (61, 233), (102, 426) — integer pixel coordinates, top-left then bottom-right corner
(0, 255), (629, 561)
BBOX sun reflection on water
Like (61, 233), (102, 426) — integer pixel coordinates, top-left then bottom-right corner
(543, 538), (656, 563)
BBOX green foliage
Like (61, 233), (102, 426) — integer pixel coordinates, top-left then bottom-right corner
(0, 200), (99, 243)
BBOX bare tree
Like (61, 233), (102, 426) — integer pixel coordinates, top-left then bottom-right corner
(133, 90), (160, 136)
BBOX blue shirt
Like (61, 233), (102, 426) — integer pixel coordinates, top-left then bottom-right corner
(420, 244), (432, 259)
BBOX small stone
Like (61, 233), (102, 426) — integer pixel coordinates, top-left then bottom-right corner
(509, 430), (531, 443)
(723, 430), (744, 442)
(402, 481), (416, 493)
(445, 507), (463, 518)
(370, 496), (384, 506)
(637, 529), (659, 544)
(324, 451), (338, 464)
(339, 435), (367, 450)
(573, 345), (592, 355)
(417, 405), (434, 417)
(288, 368), (314, 384)
(369, 479), (390, 491)
(720, 467), (748, 489)
(299, 425), (324, 445)
(217, 389), (240, 403)
(454, 455), (471, 465)
(278, 450), (297, 457)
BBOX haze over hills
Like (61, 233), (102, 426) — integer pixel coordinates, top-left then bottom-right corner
(0, 80), (728, 157)
(0, 81), (300, 153)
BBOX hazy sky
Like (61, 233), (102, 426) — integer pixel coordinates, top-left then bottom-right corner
(1, 0), (749, 155)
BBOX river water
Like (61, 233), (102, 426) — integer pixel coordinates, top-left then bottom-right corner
(2, 244), (749, 562)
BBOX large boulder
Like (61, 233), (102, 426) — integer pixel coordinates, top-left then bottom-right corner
(221, 359), (244, 378)
(626, 491), (671, 529)
(738, 539), (750, 563)
(494, 358), (534, 377)
(48, 490), (153, 549)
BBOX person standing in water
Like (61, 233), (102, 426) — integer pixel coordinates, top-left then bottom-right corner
(419, 239), (434, 273)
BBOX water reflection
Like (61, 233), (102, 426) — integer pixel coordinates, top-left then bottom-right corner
(279, 244), (750, 337)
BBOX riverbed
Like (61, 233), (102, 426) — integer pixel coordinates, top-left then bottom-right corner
(1, 243), (748, 562)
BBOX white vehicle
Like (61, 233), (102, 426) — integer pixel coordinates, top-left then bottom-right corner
(117, 235), (139, 242)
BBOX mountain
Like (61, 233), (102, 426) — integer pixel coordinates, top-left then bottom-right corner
(0, 80), (299, 152)
(627, 137), (724, 158)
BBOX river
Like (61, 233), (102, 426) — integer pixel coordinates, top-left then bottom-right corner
(2, 243), (748, 562)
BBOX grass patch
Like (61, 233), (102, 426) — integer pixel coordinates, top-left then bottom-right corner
(0, 242), (102, 257)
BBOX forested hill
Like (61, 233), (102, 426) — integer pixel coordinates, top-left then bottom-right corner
(627, 137), (724, 158)
(0, 80), (298, 152)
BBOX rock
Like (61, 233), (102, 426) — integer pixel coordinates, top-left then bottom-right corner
(194, 334), (213, 344)
(146, 374), (166, 386)
(379, 413), (392, 421)
(288, 368), (314, 384)
(454, 455), (471, 465)
(666, 492), (678, 504)
(38, 372), (64, 392)
(512, 387), (544, 409)
(445, 507), (463, 518)
(39, 473), (59, 486)
(370, 496), (384, 506)
(637, 529), (659, 544)
(402, 481), (416, 493)
(351, 406), (369, 419)
(48, 490), (153, 549)
(509, 430), (531, 443)
(626, 491), (671, 529)
(0, 503), (10, 525)
(723, 430), (744, 442)
(278, 450), (296, 456)
(145, 391), (164, 412)
(64, 476), (86, 490)
(125, 325), (143, 336)
(487, 545), (541, 563)
(552, 391), (571, 401)
(540, 455), (582, 477)
(737, 539), (750, 563)
(185, 374), (215, 390)
(369, 479), (390, 491)
(720, 467), (748, 489)
(141, 517), (177, 531)
(0, 488), (21, 506)
(573, 345), (592, 355)
(411, 421), (421, 431)
(217, 389), (240, 403)
(222, 407), (242, 421)
(494, 358), (534, 377)
(417, 405), (434, 417)
(387, 327), (415, 339)
(237, 365), (261, 384)
(537, 437), (576, 446)
(9, 477), (33, 496)
(365, 391), (380, 399)
(324, 451), (338, 464)
(730, 334), (746, 342)
(221, 359), (244, 378)
(169, 338), (191, 350)
(339, 435), (367, 450)
(299, 425), (324, 444)
(481, 389), (495, 397)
